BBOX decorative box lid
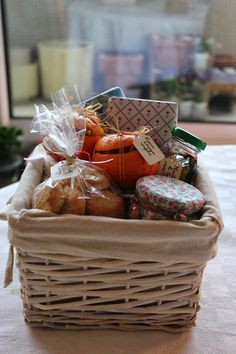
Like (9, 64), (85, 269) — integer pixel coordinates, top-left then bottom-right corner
(136, 175), (205, 216)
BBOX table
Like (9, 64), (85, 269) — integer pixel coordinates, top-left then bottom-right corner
(0, 145), (236, 354)
(208, 82), (236, 95)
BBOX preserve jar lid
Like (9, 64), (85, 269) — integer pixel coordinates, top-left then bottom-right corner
(136, 175), (205, 216)
(171, 127), (207, 151)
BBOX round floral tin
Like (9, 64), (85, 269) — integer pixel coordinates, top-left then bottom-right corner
(132, 175), (205, 221)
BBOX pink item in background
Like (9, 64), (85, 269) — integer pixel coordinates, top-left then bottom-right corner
(150, 35), (193, 75)
(99, 53), (144, 97)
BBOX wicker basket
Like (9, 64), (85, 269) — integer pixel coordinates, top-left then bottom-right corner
(4, 154), (223, 332)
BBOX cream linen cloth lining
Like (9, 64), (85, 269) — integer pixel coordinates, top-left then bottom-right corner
(1, 146), (223, 287)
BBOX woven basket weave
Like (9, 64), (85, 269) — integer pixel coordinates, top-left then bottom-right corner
(4, 153), (223, 332)
(18, 251), (205, 331)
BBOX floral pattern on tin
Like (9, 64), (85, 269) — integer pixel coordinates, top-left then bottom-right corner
(136, 175), (205, 216)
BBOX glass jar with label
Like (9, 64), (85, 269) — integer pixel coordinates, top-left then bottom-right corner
(157, 127), (207, 183)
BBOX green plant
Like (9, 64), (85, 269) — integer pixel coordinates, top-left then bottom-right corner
(193, 36), (220, 55)
(178, 78), (194, 101)
(153, 77), (179, 101)
(161, 77), (178, 98)
(192, 80), (209, 103)
(0, 125), (23, 160)
(201, 37), (221, 55)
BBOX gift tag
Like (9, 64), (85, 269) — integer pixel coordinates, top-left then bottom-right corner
(51, 161), (79, 181)
(157, 156), (182, 179)
(133, 134), (165, 165)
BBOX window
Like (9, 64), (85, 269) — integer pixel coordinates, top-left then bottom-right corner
(1, 0), (236, 125)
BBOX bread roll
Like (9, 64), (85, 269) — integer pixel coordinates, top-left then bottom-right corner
(86, 190), (125, 218)
(33, 183), (65, 213)
(82, 166), (110, 190)
(60, 185), (86, 215)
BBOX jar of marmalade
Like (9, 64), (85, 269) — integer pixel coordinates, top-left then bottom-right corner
(157, 127), (207, 183)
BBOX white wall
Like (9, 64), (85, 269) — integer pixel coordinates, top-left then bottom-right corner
(205, 0), (236, 56)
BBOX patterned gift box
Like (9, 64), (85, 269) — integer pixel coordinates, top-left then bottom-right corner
(106, 97), (177, 150)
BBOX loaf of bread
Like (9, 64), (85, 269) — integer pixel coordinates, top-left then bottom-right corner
(32, 175), (125, 218)
(86, 189), (125, 219)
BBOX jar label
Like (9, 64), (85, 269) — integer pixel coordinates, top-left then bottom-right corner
(157, 156), (182, 179)
(133, 134), (165, 165)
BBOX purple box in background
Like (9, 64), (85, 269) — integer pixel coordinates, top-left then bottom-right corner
(99, 53), (144, 98)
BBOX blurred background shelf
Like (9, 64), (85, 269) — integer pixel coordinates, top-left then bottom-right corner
(2, 0), (236, 125)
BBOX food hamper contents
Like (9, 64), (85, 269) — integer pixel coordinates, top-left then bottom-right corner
(129, 175), (205, 221)
(32, 162), (126, 218)
(42, 109), (105, 163)
(31, 93), (125, 218)
(104, 96), (177, 153)
(157, 127), (207, 183)
(32, 172), (125, 218)
(74, 103), (105, 157)
(93, 133), (158, 190)
(30, 84), (207, 221)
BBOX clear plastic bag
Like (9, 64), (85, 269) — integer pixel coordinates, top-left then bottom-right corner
(31, 93), (125, 218)
(51, 85), (106, 157)
(33, 100), (86, 157)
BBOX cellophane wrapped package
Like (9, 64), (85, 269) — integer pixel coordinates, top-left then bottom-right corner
(31, 95), (125, 219)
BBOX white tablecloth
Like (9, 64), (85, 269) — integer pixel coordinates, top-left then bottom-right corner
(0, 145), (236, 354)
